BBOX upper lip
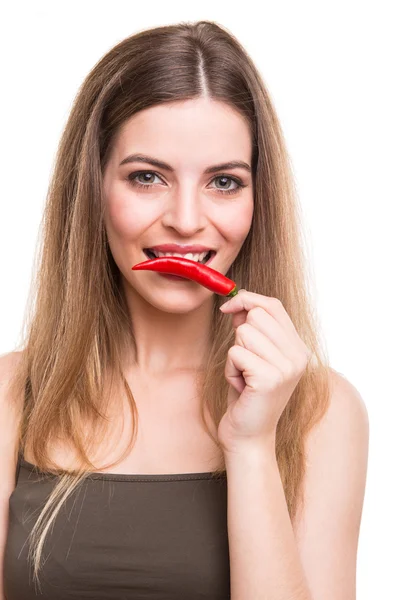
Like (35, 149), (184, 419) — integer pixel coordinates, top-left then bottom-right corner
(145, 244), (214, 253)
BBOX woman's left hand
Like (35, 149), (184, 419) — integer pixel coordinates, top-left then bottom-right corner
(217, 289), (312, 455)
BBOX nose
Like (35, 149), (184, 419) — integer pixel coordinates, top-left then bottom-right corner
(161, 184), (207, 235)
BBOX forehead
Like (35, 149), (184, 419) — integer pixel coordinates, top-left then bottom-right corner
(110, 99), (252, 170)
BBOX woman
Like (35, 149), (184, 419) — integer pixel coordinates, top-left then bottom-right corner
(2, 20), (369, 600)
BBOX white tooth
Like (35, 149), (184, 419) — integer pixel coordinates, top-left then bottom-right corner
(155, 252), (186, 258)
(151, 250), (209, 261)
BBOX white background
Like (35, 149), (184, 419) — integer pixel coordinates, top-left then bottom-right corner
(1, 1), (399, 597)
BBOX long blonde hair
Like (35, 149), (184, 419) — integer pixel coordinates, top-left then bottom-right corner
(8, 20), (331, 589)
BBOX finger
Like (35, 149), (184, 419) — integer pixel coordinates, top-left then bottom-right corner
(244, 307), (304, 362)
(235, 321), (293, 370)
(225, 345), (283, 394)
(221, 290), (298, 338)
(225, 344), (262, 395)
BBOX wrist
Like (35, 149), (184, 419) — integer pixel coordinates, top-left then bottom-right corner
(223, 435), (277, 467)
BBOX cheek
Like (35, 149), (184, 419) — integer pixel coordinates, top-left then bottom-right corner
(104, 186), (152, 240)
(219, 200), (254, 243)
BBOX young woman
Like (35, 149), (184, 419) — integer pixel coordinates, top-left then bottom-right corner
(1, 20), (369, 600)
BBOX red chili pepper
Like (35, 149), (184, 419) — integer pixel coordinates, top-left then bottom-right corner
(131, 256), (238, 297)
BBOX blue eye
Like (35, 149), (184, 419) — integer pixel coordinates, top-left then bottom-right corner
(126, 171), (247, 196)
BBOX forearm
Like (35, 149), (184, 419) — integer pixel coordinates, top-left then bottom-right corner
(224, 442), (312, 600)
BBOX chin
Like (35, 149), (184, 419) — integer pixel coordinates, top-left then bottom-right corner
(149, 290), (211, 313)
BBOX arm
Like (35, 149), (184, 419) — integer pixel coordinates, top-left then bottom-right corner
(0, 352), (24, 600)
(224, 371), (369, 600)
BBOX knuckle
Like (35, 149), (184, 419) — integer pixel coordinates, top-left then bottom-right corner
(270, 297), (282, 307)
(228, 345), (239, 358)
(236, 322), (249, 336)
(249, 306), (264, 320)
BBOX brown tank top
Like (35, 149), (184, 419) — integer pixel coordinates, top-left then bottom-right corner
(3, 451), (230, 599)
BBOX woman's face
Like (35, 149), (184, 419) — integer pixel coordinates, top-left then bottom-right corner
(102, 97), (254, 313)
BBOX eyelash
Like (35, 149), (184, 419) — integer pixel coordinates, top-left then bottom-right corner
(126, 170), (247, 196)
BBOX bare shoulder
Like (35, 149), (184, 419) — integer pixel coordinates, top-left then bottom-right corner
(316, 367), (369, 439)
(0, 350), (23, 379)
(329, 367), (369, 421)
(301, 367), (369, 481)
(0, 351), (24, 496)
(0, 351), (24, 404)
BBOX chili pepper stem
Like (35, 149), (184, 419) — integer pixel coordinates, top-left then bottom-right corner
(227, 286), (238, 298)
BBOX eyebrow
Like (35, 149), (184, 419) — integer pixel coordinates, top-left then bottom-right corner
(119, 153), (251, 174)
